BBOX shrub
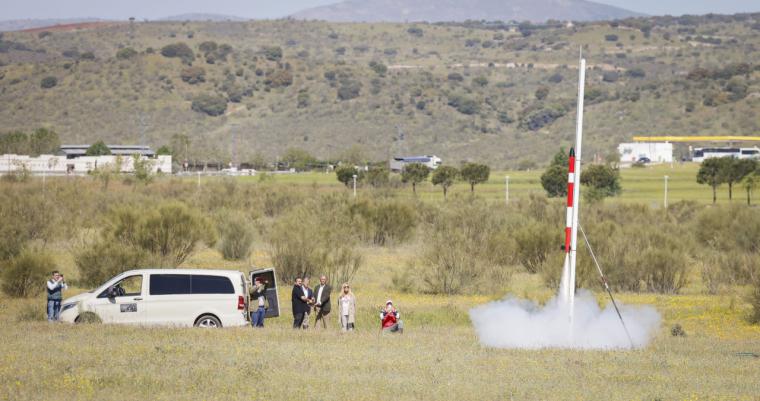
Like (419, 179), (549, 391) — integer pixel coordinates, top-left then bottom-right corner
(191, 94), (227, 116)
(460, 163), (490, 193)
(605, 34), (619, 41)
(407, 27), (424, 37)
(519, 105), (566, 131)
(1, 249), (53, 298)
(336, 165), (359, 187)
(264, 69), (293, 88)
(431, 166), (459, 198)
(363, 167), (389, 188)
(0, 189), (55, 260)
(268, 196), (362, 285)
(750, 278), (760, 324)
(40, 76), (57, 89)
(447, 72), (464, 82)
(337, 80), (361, 100)
(180, 66), (206, 84)
(369, 61), (387, 76)
(75, 241), (147, 287)
(447, 95), (479, 115)
(116, 47), (138, 60)
(580, 164), (621, 198)
(217, 211), (254, 260)
(626, 68), (646, 78)
(137, 203), (216, 267)
(472, 76), (488, 87)
(602, 71), (619, 82)
(350, 199), (416, 246)
(262, 46), (283, 61)
(160, 43), (194, 63)
(514, 221), (556, 273)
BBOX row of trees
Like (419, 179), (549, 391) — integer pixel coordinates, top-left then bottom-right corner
(697, 157), (760, 204)
(335, 162), (491, 197)
(0, 128), (60, 156)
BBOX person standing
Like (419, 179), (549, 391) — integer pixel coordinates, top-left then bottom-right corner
(302, 277), (315, 329)
(46, 271), (67, 322)
(313, 275), (332, 330)
(291, 277), (309, 329)
(337, 283), (356, 332)
(249, 277), (268, 328)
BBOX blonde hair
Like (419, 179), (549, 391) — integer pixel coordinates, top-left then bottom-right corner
(340, 282), (354, 298)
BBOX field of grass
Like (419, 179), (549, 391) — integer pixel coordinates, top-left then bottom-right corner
(237, 162), (739, 206)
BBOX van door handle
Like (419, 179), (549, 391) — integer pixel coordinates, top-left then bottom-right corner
(133, 297), (143, 301)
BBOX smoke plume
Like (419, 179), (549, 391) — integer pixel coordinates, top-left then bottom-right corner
(469, 291), (660, 349)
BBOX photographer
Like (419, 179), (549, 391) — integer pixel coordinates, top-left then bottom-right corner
(46, 271), (68, 322)
(249, 277), (269, 328)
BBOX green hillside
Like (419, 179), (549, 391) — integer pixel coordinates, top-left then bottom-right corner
(0, 15), (759, 168)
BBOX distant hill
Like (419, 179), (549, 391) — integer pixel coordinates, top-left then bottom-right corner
(0, 14), (758, 168)
(291, 0), (643, 23)
(160, 14), (248, 22)
(0, 18), (103, 32)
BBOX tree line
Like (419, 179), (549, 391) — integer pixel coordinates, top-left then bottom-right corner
(697, 157), (760, 204)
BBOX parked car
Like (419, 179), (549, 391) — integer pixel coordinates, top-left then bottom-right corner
(636, 157), (652, 164)
(59, 269), (251, 328)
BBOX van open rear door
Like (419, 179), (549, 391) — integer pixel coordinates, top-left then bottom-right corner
(249, 268), (280, 318)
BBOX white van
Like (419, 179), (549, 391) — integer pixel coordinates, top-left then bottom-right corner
(59, 269), (250, 328)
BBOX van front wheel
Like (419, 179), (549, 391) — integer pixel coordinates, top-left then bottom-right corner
(194, 314), (222, 328)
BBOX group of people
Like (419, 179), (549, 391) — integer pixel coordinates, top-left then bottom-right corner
(288, 275), (403, 333)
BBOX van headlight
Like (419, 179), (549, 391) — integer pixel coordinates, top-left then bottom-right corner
(61, 302), (78, 312)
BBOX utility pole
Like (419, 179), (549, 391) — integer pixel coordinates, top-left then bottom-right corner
(352, 174), (357, 198)
(505, 175), (510, 206)
(664, 175), (669, 209)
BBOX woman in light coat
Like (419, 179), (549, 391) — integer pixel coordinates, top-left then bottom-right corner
(337, 283), (356, 332)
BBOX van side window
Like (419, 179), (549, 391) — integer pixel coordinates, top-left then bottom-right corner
(192, 275), (234, 294)
(150, 274), (191, 295)
(98, 275), (143, 298)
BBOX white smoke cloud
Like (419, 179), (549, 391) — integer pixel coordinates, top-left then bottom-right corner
(469, 291), (661, 349)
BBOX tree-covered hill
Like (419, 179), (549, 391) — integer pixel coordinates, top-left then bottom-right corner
(0, 14), (759, 168)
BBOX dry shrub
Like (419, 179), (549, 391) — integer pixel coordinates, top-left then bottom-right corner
(417, 198), (512, 295)
(1, 249), (53, 298)
(217, 210), (255, 261)
(75, 241), (147, 287)
(268, 195), (361, 285)
(349, 198), (417, 246)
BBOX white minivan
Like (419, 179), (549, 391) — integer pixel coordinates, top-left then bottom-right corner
(59, 269), (250, 328)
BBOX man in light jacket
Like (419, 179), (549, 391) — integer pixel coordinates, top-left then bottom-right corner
(46, 271), (67, 322)
(249, 277), (268, 328)
(313, 275), (332, 329)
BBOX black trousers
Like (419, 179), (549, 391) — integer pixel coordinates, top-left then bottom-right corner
(293, 312), (305, 329)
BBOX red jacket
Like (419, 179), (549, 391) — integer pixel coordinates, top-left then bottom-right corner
(381, 309), (398, 328)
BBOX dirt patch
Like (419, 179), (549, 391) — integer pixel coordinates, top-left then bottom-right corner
(21, 22), (120, 33)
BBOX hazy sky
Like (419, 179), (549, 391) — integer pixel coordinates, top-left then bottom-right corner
(1, 0), (758, 20)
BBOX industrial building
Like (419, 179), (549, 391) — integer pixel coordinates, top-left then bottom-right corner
(618, 142), (673, 165)
(1, 144), (171, 175)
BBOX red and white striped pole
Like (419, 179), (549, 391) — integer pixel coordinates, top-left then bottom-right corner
(564, 147), (576, 255)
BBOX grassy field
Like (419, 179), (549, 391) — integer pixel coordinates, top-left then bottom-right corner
(237, 162), (738, 206)
(2, 164), (759, 400)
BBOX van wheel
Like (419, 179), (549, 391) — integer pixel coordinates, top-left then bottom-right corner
(75, 312), (101, 324)
(195, 315), (221, 328)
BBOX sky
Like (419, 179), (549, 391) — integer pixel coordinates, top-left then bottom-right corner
(1, 0), (758, 20)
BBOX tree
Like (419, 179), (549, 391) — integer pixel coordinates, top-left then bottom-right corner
(191, 94), (227, 116)
(540, 148), (569, 197)
(0, 131), (30, 155)
(722, 158), (756, 201)
(282, 148), (316, 171)
(364, 167), (389, 188)
(741, 170), (760, 206)
(86, 140), (111, 156)
(431, 166), (459, 199)
(697, 158), (724, 204)
(180, 66), (206, 84)
(580, 164), (621, 198)
(535, 86), (549, 100)
(401, 163), (430, 194)
(160, 43), (194, 64)
(29, 128), (60, 156)
(335, 165), (359, 187)
(460, 163), (490, 193)
(156, 145), (171, 155)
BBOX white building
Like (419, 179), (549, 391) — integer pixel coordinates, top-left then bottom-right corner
(618, 142), (673, 165)
(389, 155), (442, 172)
(0, 154), (172, 175)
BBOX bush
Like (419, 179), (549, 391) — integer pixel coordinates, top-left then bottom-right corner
(268, 196), (362, 285)
(0, 188), (56, 260)
(580, 164), (621, 198)
(602, 71), (619, 82)
(137, 203), (216, 266)
(217, 212), (254, 261)
(337, 80), (361, 100)
(180, 66), (206, 84)
(191, 94), (227, 116)
(447, 95), (479, 115)
(160, 43), (194, 64)
(519, 105), (566, 131)
(514, 221), (557, 273)
(116, 47), (138, 60)
(605, 34), (619, 41)
(350, 199), (416, 246)
(40, 76), (57, 89)
(535, 86), (549, 100)
(86, 140), (111, 156)
(369, 61), (387, 76)
(1, 249), (54, 298)
(262, 46), (283, 61)
(75, 241), (147, 287)
(750, 279), (760, 324)
(447, 72), (464, 82)
(264, 69), (293, 88)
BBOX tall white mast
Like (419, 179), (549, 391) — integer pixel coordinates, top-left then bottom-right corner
(568, 56), (586, 324)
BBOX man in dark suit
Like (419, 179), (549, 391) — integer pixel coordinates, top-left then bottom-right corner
(291, 277), (309, 329)
(313, 275), (332, 329)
